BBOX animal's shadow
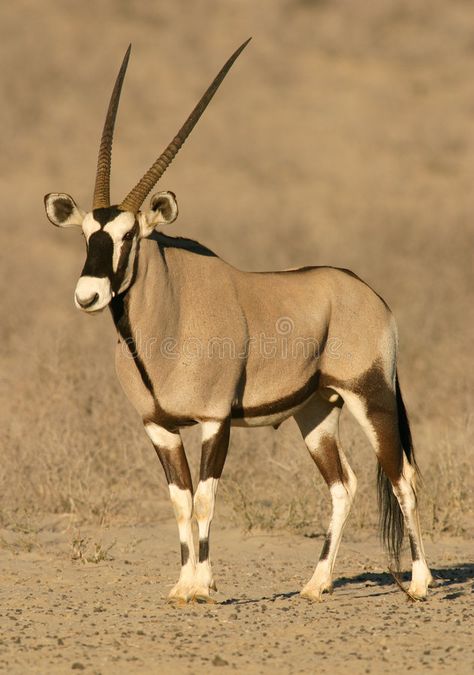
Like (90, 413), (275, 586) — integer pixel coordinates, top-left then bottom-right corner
(220, 563), (474, 605)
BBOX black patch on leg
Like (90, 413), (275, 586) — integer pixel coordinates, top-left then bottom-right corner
(180, 542), (189, 566)
(200, 419), (231, 480)
(319, 533), (331, 561)
(409, 534), (420, 561)
(153, 448), (193, 492)
(199, 539), (209, 563)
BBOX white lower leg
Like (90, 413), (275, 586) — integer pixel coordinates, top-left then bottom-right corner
(302, 470), (356, 600)
(193, 477), (219, 596)
(395, 458), (432, 598)
(168, 485), (196, 601)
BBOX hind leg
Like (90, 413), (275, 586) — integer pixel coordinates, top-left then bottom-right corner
(294, 394), (357, 601)
(332, 369), (432, 599)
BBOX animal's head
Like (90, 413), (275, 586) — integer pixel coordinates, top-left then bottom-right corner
(45, 40), (250, 313)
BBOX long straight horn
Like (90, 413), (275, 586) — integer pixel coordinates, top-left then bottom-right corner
(92, 45), (132, 209)
(120, 38), (251, 213)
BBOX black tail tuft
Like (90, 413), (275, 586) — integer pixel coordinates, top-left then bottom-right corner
(377, 466), (404, 570)
(377, 373), (418, 570)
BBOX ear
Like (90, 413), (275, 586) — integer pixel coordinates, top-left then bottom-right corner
(44, 193), (85, 228)
(138, 191), (178, 237)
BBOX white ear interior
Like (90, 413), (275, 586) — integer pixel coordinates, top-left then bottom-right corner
(150, 191), (179, 224)
(138, 191), (179, 237)
(44, 193), (85, 228)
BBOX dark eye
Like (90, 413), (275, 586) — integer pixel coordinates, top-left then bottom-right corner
(124, 230), (134, 241)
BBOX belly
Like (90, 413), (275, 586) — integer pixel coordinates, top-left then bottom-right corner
(231, 394), (316, 427)
(231, 370), (320, 427)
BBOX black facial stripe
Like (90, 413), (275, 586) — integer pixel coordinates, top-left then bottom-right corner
(113, 221), (139, 293)
(81, 230), (114, 278)
(92, 206), (124, 227)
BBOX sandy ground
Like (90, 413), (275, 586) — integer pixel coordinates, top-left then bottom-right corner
(1, 517), (473, 674)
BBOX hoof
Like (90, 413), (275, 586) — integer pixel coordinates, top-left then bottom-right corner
(300, 582), (333, 602)
(193, 593), (217, 604)
(191, 586), (217, 604)
(167, 585), (194, 604)
(406, 563), (432, 601)
(407, 583), (429, 601)
(167, 596), (189, 606)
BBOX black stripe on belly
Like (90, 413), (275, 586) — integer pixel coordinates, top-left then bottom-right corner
(231, 370), (320, 419)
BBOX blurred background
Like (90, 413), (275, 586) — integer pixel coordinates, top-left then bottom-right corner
(1, 0), (472, 546)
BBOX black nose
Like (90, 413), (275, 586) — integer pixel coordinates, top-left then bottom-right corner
(76, 292), (99, 309)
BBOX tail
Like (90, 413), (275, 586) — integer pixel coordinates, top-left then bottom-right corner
(377, 372), (418, 569)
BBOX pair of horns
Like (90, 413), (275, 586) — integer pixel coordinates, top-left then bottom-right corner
(92, 38), (251, 213)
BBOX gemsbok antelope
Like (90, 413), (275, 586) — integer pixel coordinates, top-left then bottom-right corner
(45, 40), (432, 603)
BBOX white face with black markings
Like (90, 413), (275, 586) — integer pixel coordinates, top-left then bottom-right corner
(44, 191), (179, 313)
(76, 208), (139, 312)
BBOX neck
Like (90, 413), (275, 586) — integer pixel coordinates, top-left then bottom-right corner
(109, 237), (174, 345)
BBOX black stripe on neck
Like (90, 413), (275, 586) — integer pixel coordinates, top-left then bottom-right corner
(109, 291), (155, 397)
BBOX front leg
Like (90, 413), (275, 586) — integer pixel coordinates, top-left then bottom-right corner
(144, 422), (195, 603)
(193, 418), (231, 603)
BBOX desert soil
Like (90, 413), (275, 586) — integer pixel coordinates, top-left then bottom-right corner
(1, 517), (473, 674)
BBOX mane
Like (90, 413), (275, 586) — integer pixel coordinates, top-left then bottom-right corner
(150, 231), (217, 258)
